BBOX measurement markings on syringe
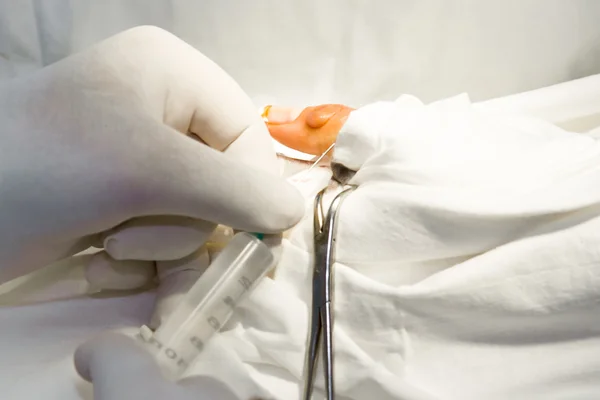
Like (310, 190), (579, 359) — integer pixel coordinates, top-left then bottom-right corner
(137, 274), (258, 369)
(222, 276), (251, 308)
(136, 332), (199, 370)
(223, 296), (236, 307)
(239, 276), (252, 290)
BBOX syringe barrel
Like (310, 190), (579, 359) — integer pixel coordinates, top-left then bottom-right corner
(138, 232), (274, 379)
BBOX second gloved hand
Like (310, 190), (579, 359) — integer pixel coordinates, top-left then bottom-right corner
(0, 26), (304, 325)
(74, 333), (243, 400)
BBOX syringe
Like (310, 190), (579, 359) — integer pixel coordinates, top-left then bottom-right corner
(136, 231), (274, 380)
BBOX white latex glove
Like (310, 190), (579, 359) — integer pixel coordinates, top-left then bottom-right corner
(0, 26), (304, 325)
(74, 333), (244, 400)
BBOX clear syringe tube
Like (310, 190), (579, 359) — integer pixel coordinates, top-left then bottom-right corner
(137, 232), (274, 380)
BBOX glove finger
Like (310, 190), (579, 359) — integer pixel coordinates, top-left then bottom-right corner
(97, 27), (278, 173)
(101, 216), (215, 261)
(146, 27), (269, 152)
(85, 251), (156, 291)
(220, 121), (280, 176)
(149, 247), (210, 329)
(74, 332), (169, 398)
(153, 28), (280, 175)
(130, 122), (304, 234)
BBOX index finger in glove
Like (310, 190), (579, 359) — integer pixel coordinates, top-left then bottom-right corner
(100, 216), (215, 261)
(129, 124), (304, 234)
(95, 26), (277, 173)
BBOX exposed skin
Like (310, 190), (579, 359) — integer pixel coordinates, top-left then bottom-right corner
(264, 104), (355, 156)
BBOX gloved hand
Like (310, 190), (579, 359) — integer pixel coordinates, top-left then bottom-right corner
(0, 26), (304, 325)
(74, 333), (243, 400)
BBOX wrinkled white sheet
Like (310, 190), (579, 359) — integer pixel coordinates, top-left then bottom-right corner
(1, 74), (600, 399)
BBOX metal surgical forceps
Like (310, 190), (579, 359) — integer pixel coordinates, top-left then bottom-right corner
(303, 184), (355, 400)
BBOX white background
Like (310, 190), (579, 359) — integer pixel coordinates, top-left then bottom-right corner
(1, 0), (599, 107)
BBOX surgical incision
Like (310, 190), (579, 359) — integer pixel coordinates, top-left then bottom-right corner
(263, 104), (355, 156)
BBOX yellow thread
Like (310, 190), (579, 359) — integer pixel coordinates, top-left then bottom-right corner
(260, 105), (272, 123)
